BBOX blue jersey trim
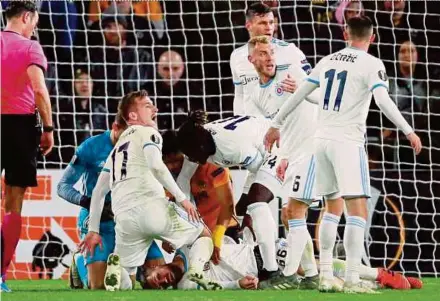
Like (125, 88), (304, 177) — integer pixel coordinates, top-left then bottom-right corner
(260, 77), (274, 88)
(233, 81), (242, 86)
(143, 143), (161, 151)
(370, 83), (388, 92)
(102, 168), (110, 173)
(307, 78), (320, 86)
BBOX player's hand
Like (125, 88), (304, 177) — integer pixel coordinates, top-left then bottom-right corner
(264, 127), (280, 153)
(239, 275), (259, 290)
(406, 132), (422, 155)
(211, 246), (221, 265)
(280, 74), (297, 93)
(276, 159), (289, 181)
(40, 131), (54, 156)
(180, 199), (200, 223)
(162, 241), (176, 254)
(79, 231), (103, 257)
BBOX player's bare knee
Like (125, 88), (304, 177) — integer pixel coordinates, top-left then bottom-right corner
(286, 198), (308, 219)
(324, 195), (344, 216)
(345, 197), (368, 219)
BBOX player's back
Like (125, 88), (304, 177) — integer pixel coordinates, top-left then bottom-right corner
(230, 38), (311, 116)
(311, 47), (387, 145)
(204, 115), (270, 172)
(107, 125), (166, 215)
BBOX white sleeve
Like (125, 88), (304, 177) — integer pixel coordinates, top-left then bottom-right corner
(373, 86), (413, 135)
(88, 168), (111, 233)
(231, 54), (245, 115)
(367, 59), (390, 92)
(176, 157), (199, 197)
(286, 64), (320, 105)
(143, 144), (187, 203)
(272, 80), (318, 128)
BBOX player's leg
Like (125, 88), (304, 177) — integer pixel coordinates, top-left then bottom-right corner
(1, 116), (38, 289)
(281, 156), (318, 285)
(87, 220), (116, 289)
(314, 140), (345, 291)
(334, 144), (376, 293)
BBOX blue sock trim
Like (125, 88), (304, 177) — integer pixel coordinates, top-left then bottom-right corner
(288, 219), (307, 229)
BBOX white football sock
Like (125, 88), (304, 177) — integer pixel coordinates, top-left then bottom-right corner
(319, 212), (341, 280)
(283, 219), (308, 276)
(189, 236), (213, 272)
(344, 216), (366, 284)
(301, 231), (318, 277)
(248, 202), (278, 272)
(120, 267), (133, 290)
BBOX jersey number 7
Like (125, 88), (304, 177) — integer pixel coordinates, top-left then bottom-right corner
(323, 69), (347, 112)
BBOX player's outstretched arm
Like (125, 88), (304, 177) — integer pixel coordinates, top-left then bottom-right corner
(57, 158), (91, 209)
(264, 80), (318, 152)
(176, 157), (199, 199)
(88, 170), (111, 233)
(373, 87), (422, 154)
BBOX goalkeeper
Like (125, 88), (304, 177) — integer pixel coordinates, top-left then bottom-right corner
(57, 114), (164, 289)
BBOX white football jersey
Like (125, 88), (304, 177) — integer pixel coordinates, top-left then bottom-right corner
(103, 125), (166, 216)
(251, 65), (317, 161)
(307, 46), (389, 145)
(230, 38), (311, 117)
(203, 116), (271, 173)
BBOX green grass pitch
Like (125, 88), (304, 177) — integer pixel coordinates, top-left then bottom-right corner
(2, 279), (440, 301)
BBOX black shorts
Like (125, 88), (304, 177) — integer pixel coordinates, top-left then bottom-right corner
(1, 114), (41, 187)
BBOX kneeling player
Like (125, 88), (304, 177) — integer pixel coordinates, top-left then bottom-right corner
(81, 91), (216, 291)
(176, 111), (294, 287)
(162, 130), (239, 262)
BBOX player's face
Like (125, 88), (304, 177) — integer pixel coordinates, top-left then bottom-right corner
(164, 153), (185, 176)
(133, 97), (158, 127)
(250, 43), (276, 77)
(399, 41), (418, 69)
(247, 13), (275, 38)
(145, 264), (178, 289)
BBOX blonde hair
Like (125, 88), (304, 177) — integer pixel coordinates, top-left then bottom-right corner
(248, 35), (271, 54)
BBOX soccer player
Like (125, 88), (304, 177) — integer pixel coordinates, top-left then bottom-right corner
(230, 2), (311, 116)
(81, 90), (215, 291)
(175, 111), (298, 288)
(57, 116), (164, 289)
(264, 16), (422, 293)
(162, 130), (239, 264)
(1, 1), (53, 292)
(247, 34), (323, 289)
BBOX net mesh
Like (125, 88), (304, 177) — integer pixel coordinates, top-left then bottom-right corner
(1, 0), (439, 278)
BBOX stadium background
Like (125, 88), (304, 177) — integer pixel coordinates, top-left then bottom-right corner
(1, 0), (439, 280)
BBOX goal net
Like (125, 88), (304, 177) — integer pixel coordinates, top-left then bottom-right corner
(1, 0), (439, 279)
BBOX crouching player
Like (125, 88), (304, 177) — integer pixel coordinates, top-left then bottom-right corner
(162, 130), (239, 263)
(57, 115), (165, 289)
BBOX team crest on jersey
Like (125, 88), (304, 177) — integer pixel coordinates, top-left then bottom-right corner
(378, 70), (388, 81)
(275, 83), (284, 96)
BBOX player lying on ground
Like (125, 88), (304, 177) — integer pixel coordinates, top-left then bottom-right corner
(80, 90), (217, 291)
(175, 111), (299, 288)
(132, 231), (418, 291)
(57, 115), (165, 289)
(162, 130), (240, 263)
(264, 16), (422, 293)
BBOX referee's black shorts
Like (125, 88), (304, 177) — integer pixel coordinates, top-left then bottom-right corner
(1, 114), (41, 187)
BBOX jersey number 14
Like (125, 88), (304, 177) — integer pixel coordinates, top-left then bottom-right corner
(323, 69), (347, 112)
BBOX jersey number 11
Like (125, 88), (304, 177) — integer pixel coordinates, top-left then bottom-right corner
(323, 69), (347, 112)
(111, 141), (130, 181)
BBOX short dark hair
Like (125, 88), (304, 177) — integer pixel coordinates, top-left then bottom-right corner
(246, 2), (273, 20)
(5, 1), (37, 20)
(162, 130), (180, 156)
(117, 90), (149, 125)
(346, 16), (373, 39)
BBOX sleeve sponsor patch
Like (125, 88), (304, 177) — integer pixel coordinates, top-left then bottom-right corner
(378, 70), (388, 81)
(150, 133), (161, 145)
(211, 167), (225, 178)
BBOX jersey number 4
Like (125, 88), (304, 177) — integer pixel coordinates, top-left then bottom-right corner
(323, 69), (347, 112)
(213, 115), (250, 130)
(111, 141), (130, 181)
